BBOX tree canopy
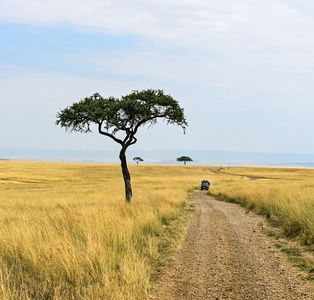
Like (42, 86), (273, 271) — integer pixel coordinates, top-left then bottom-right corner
(177, 156), (193, 165)
(56, 89), (187, 141)
(133, 157), (144, 164)
(56, 89), (188, 202)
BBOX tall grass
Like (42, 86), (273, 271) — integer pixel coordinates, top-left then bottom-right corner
(2, 162), (313, 298)
(0, 161), (206, 299)
(208, 167), (314, 246)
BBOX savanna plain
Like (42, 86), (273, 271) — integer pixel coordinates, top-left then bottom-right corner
(0, 161), (313, 299)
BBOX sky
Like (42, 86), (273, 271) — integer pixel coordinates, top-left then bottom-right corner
(1, 0), (314, 155)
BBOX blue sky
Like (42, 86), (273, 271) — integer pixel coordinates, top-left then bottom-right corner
(1, 0), (314, 155)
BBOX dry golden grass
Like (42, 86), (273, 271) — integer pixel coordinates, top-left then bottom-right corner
(208, 166), (314, 246)
(1, 162), (313, 299)
(0, 161), (207, 299)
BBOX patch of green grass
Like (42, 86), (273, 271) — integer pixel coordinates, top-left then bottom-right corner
(263, 230), (281, 240)
(281, 247), (301, 256)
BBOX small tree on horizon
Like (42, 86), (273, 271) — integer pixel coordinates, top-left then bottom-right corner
(56, 89), (188, 202)
(177, 156), (193, 165)
(133, 157), (144, 164)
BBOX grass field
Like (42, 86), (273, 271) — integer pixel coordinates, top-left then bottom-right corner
(0, 161), (207, 299)
(0, 162), (313, 299)
(208, 166), (314, 246)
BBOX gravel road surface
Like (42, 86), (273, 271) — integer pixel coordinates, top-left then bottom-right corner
(154, 191), (313, 299)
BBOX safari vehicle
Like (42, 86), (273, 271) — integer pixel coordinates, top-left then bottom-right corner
(201, 180), (210, 190)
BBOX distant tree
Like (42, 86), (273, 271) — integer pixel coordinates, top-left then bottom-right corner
(177, 156), (193, 165)
(133, 157), (144, 164)
(56, 89), (188, 202)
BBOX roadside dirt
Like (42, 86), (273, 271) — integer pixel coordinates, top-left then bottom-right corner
(153, 191), (313, 299)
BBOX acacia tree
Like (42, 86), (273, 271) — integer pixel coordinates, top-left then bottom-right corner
(56, 89), (188, 202)
(177, 156), (193, 165)
(133, 157), (143, 164)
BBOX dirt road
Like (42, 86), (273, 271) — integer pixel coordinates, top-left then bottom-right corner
(154, 191), (313, 299)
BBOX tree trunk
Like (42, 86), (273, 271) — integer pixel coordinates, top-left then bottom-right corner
(119, 148), (132, 202)
(184, 161), (186, 165)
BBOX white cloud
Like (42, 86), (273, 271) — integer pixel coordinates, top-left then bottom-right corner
(1, 1), (313, 43)
(2, 0), (314, 154)
(3, 0), (314, 73)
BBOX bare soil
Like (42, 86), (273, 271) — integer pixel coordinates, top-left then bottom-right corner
(153, 191), (313, 299)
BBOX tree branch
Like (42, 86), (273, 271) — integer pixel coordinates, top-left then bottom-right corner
(133, 114), (166, 136)
(129, 136), (137, 146)
(98, 122), (123, 145)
